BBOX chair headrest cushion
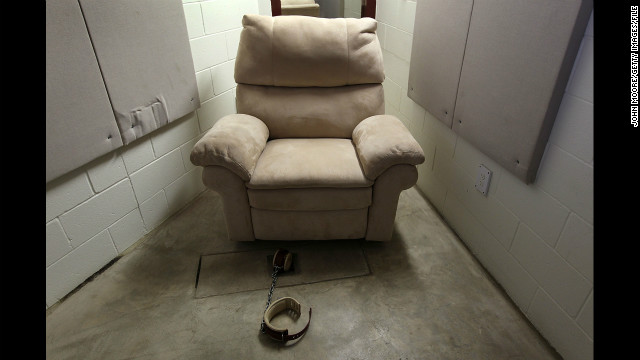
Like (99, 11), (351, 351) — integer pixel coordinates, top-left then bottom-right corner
(234, 14), (385, 87)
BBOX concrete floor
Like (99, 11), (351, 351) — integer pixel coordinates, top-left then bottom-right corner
(45, 187), (562, 359)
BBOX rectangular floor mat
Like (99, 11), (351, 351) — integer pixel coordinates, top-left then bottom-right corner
(195, 241), (370, 298)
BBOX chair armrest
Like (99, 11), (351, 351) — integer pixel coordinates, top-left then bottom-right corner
(352, 115), (425, 180)
(190, 114), (269, 181)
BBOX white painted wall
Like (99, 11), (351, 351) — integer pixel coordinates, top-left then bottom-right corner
(376, 1), (593, 360)
(344, 0), (361, 18)
(45, 0), (271, 308)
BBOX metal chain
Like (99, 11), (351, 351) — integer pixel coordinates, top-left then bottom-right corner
(260, 265), (282, 333)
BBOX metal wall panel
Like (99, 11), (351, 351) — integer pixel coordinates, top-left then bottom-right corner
(46, 0), (200, 183)
(408, 0), (473, 128)
(46, 0), (122, 183)
(79, 0), (200, 145)
(408, 0), (592, 183)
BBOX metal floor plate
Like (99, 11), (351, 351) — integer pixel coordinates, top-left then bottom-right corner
(195, 241), (371, 298)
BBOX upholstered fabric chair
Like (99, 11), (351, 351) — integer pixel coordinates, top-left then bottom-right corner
(190, 14), (425, 241)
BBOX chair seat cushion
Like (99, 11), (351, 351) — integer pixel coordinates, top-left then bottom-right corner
(247, 138), (373, 189)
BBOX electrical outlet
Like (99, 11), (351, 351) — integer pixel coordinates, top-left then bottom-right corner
(475, 164), (492, 196)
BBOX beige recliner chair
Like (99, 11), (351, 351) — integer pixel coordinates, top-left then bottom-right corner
(190, 14), (425, 242)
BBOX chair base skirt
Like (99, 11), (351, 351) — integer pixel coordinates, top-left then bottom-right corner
(251, 208), (368, 240)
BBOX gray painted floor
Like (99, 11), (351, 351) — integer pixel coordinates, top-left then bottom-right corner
(45, 187), (562, 359)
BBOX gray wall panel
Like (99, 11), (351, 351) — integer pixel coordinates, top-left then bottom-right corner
(79, 0), (200, 145)
(452, 0), (592, 183)
(46, 0), (201, 183)
(408, 0), (473, 127)
(408, 0), (592, 183)
(46, 0), (122, 183)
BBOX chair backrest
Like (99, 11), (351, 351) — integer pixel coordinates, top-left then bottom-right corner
(234, 14), (386, 139)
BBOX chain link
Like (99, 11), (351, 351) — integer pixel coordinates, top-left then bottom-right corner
(260, 265), (282, 333)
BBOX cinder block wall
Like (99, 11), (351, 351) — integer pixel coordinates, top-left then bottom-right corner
(45, 0), (271, 309)
(376, 1), (594, 360)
